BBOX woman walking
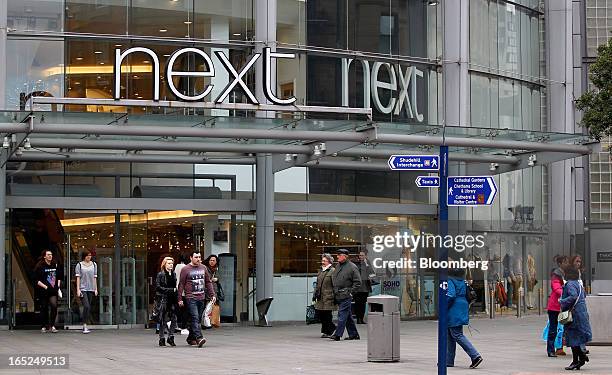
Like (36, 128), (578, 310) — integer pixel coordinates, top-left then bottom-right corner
(546, 258), (565, 356)
(155, 257), (179, 346)
(204, 254), (224, 328)
(559, 265), (592, 371)
(313, 253), (336, 338)
(446, 268), (483, 369)
(35, 250), (63, 333)
(75, 250), (98, 334)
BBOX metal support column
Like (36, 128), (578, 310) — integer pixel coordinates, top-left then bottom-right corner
(114, 212), (121, 325)
(437, 145), (449, 375)
(255, 153), (274, 326)
(0, 149), (6, 320)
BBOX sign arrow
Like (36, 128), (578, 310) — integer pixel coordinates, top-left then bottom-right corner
(415, 176), (440, 188)
(387, 155), (440, 171)
(447, 176), (498, 206)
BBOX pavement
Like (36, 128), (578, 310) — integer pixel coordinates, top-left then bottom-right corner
(0, 315), (611, 375)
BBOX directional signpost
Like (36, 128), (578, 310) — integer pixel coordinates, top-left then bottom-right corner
(415, 176), (440, 188)
(388, 155), (439, 171)
(447, 176), (498, 206)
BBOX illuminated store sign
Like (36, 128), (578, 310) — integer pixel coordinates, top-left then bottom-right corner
(341, 59), (424, 122)
(114, 47), (296, 105)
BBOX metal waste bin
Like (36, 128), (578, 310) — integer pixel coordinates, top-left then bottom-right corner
(367, 295), (400, 362)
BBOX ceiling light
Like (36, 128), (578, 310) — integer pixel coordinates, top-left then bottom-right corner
(184, 21), (192, 25)
(233, 33), (241, 36)
(115, 44), (122, 47)
(159, 29), (167, 33)
(94, 51), (102, 54)
(76, 57), (83, 61)
(99, 62), (105, 65)
(143, 60), (150, 63)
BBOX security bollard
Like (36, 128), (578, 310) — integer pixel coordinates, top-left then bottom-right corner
(489, 288), (495, 319)
(538, 288), (543, 316)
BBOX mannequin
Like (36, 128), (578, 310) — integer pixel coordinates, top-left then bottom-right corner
(526, 253), (537, 309)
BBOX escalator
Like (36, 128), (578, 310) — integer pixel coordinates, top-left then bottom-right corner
(10, 208), (67, 328)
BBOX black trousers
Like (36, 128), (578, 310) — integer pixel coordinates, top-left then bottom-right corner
(353, 292), (369, 321)
(547, 310), (559, 354)
(571, 346), (588, 364)
(317, 310), (336, 335)
(40, 294), (58, 329)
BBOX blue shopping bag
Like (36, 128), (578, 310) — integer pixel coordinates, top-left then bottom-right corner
(541, 319), (565, 349)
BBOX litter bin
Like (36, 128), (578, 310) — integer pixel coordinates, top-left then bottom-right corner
(367, 295), (400, 362)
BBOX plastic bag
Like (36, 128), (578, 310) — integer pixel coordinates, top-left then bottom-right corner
(202, 300), (214, 328)
(541, 319), (565, 349)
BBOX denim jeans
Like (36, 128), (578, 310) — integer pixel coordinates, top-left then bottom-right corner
(447, 326), (480, 366)
(187, 298), (205, 341)
(334, 298), (358, 338)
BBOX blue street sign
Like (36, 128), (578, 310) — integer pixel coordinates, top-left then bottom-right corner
(415, 176), (440, 188)
(388, 155), (440, 171)
(447, 176), (498, 206)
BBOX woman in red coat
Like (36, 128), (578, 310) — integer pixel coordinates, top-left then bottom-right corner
(546, 256), (567, 357)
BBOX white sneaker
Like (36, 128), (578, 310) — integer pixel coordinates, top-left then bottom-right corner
(50, 326), (58, 333)
(41, 327), (47, 333)
(180, 329), (189, 335)
(83, 328), (91, 334)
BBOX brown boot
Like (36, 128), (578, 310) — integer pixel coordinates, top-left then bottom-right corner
(555, 348), (567, 356)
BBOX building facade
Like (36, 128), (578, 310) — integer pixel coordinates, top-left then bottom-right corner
(0, 0), (595, 328)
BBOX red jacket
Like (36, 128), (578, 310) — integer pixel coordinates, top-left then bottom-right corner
(547, 273), (564, 312)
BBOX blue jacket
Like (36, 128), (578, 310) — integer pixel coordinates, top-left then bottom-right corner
(447, 278), (469, 327)
(560, 280), (592, 347)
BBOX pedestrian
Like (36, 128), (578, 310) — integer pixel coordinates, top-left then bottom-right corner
(546, 255), (567, 357)
(329, 248), (361, 341)
(446, 268), (483, 369)
(75, 250), (98, 334)
(559, 265), (592, 371)
(204, 254), (224, 327)
(313, 253), (336, 338)
(354, 250), (374, 324)
(174, 253), (189, 333)
(569, 255), (584, 287)
(177, 251), (216, 347)
(155, 257), (178, 347)
(34, 249), (63, 333)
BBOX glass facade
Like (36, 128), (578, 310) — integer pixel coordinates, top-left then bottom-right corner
(1, 0), (579, 327)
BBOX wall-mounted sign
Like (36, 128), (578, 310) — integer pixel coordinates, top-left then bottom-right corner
(341, 59), (425, 122)
(447, 176), (498, 206)
(597, 252), (612, 262)
(114, 47), (296, 105)
(388, 155), (439, 171)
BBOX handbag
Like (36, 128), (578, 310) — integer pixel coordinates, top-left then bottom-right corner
(306, 304), (320, 325)
(558, 285), (582, 325)
(150, 299), (162, 322)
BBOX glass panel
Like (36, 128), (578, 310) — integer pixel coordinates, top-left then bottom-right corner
(193, 0), (253, 41)
(7, 0), (63, 32)
(5, 39), (64, 111)
(65, 0), (128, 34)
(130, 0), (191, 38)
(279, 0), (306, 45)
(306, 0), (347, 50)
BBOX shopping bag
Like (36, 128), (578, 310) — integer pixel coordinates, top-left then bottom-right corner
(555, 323), (565, 349)
(306, 304), (320, 325)
(541, 320), (550, 342)
(211, 304), (221, 328)
(202, 300), (214, 328)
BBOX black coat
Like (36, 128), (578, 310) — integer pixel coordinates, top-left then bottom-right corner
(155, 270), (178, 307)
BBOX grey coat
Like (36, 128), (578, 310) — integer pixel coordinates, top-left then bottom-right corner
(356, 260), (374, 293)
(560, 280), (592, 347)
(331, 260), (361, 301)
(314, 267), (337, 311)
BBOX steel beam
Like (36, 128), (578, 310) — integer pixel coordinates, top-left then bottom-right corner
(10, 152), (255, 164)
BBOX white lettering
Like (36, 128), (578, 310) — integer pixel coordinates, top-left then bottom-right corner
(115, 47), (160, 101)
(371, 62), (397, 114)
(167, 47), (215, 101)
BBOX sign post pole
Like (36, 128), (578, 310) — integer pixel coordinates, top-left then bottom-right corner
(437, 145), (449, 375)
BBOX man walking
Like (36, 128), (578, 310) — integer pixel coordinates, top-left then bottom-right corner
(330, 249), (361, 341)
(177, 251), (216, 347)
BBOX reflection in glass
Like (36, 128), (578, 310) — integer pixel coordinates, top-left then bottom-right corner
(7, 0), (63, 32)
(65, 0), (128, 34)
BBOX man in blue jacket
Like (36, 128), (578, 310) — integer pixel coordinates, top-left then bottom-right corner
(447, 268), (483, 369)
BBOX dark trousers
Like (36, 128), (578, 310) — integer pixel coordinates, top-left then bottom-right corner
(80, 291), (95, 324)
(186, 298), (205, 341)
(158, 304), (178, 340)
(40, 294), (58, 329)
(571, 346), (588, 364)
(334, 298), (358, 338)
(547, 310), (560, 354)
(317, 310), (336, 335)
(177, 297), (189, 329)
(353, 292), (368, 322)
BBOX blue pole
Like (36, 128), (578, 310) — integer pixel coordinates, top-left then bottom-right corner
(437, 145), (449, 375)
